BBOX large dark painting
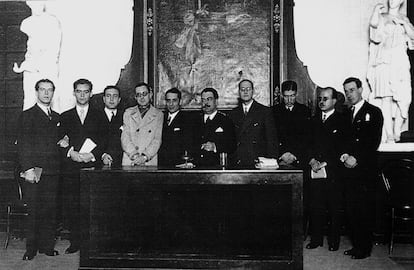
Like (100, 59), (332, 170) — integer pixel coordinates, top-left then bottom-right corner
(153, 0), (273, 109)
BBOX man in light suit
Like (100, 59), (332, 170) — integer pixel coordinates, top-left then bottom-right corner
(18, 79), (61, 260)
(229, 79), (278, 168)
(306, 87), (348, 252)
(100, 85), (123, 167)
(121, 82), (163, 166)
(158, 87), (194, 166)
(193, 87), (236, 167)
(60, 78), (104, 254)
(341, 77), (383, 259)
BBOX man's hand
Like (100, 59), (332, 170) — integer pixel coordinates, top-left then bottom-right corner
(79, 152), (95, 163)
(344, 155), (357, 168)
(131, 154), (146, 166)
(57, 135), (69, 148)
(309, 158), (321, 172)
(279, 152), (297, 165)
(24, 168), (37, 183)
(201, 141), (216, 152)
(69, 150), (83, 162)
(102, 153), (113, 166)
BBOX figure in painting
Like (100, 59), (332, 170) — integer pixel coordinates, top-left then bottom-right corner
(367, 0), (414, 142)
(13, 0), (62, 111)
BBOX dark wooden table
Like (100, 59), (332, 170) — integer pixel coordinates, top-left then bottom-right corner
(79, 166), (303, 270)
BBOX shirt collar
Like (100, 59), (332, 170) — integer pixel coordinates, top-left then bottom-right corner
(322, 109), (335, 120)
(285, 104), (294, 111)
(104, 107), (117, 120)
(353, 99), (365, 116)
(204, 110), (218, 122)
(168, 110), (180, 122)
(76, 104), (89, 115)
(37, 102), (51, 116)
(242, 100), (253, 112)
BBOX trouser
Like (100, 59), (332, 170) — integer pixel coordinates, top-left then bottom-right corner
(61, 172), (80, 247)
(23, 174), (58, 252)
(345, 178), (375, 253)
(309, 178), (343, 246)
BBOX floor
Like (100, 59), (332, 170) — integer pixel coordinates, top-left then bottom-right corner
(0, 233), (413, 270)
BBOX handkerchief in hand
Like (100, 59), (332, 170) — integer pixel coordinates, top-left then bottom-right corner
(215, 127), (224, 132)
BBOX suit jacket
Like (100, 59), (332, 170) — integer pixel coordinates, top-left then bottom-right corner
(158, 110), (194, 166)
(121, 105), (163, 166)
(99, 109), (123, 167)
(309, 110), (349, 180)
(229, 100), (278, 168)
(193, 111), (236, 167)
(60, 106), (104, 172)
(273, 102), (311, 167)
(344, 101), (383, 180)
(17, 104), (61, 174)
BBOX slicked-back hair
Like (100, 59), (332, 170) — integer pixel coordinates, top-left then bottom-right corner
(103, 85), (121, 96)
(343, 77), (362, 88)
(165, 87), (182, 100)
(281, 80), (298, 93)
(238, 79), (254, 90)
(73, 78), (93, 91)
(201, 87), (219, 99)
(319, 86), (338, 99)
(134, 82), (152, 92)
(35, 79), (55, 91)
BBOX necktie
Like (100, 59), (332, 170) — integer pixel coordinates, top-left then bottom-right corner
(167, 115), (172, 126)
(205, 116), (211, 124)
(244, 107), (248, 116)
(47, 108), (52, 120)
(351, 106), (355, 121)
(111, 111), (115, 122)
(322, 113), (326, 123)
(79, 108), (85, 124)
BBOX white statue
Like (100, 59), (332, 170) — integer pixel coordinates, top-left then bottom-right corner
(367, 0), (414, 143)
(13, 0), (62, 111)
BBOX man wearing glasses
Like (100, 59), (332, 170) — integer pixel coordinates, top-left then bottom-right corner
(121, 82), (163, 166)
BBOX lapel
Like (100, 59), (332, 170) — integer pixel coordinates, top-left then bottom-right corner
(132, 105), (156, 130)
(239, 101), (257, 134)
(353, 101), (367, 126)
(34, 104), (50, 121)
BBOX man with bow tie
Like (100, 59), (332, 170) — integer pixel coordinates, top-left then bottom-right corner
(158, 87), (194, 166)
(306, 87), (349, 252)
(341, 77), (383, 260)
(17, 79), (61, 260)
(100, 85), (123, 167)
(193, 88), (236, 167)
(229, 79), (278, 168)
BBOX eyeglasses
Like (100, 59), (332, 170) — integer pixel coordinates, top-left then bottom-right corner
(135, 92), (149, 98)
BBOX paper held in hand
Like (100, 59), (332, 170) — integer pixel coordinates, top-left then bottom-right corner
(311, 162), (327, 179)
(79, 138), (97, 153)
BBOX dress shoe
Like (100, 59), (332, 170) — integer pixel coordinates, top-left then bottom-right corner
(22, 251), (36, 260)
(351, 252), (370, 259)
(305, 242), (323, 249)
(328, 245), (339, 251)
(65, 245), (79, 254)
(39, 249), (59, 256)
(344, 248), (356, 256)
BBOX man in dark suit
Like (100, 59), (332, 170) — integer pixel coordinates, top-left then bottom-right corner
(100, 85), (123, 167)
(17, 79), (61, 260)
(341, 77), (383, 259)
(158, 87), (194, 166)
(306, 87), (348, 252)
(60, 78), (103, 254)
(229, 79), (278, 168)
(273, 80), (311, 168)
(193, 88), (236, 167)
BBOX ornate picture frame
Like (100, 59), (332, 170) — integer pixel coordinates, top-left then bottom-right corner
(148, 0), (278, 110)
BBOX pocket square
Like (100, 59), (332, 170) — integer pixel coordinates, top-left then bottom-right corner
(365, 113), (370, 121)
(174, 127), (181, 131)
(253, 122), (259, 126)
(56, 122), (60, 127)
(215, 127), (224, 132)
(332, 129), (337, 133)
